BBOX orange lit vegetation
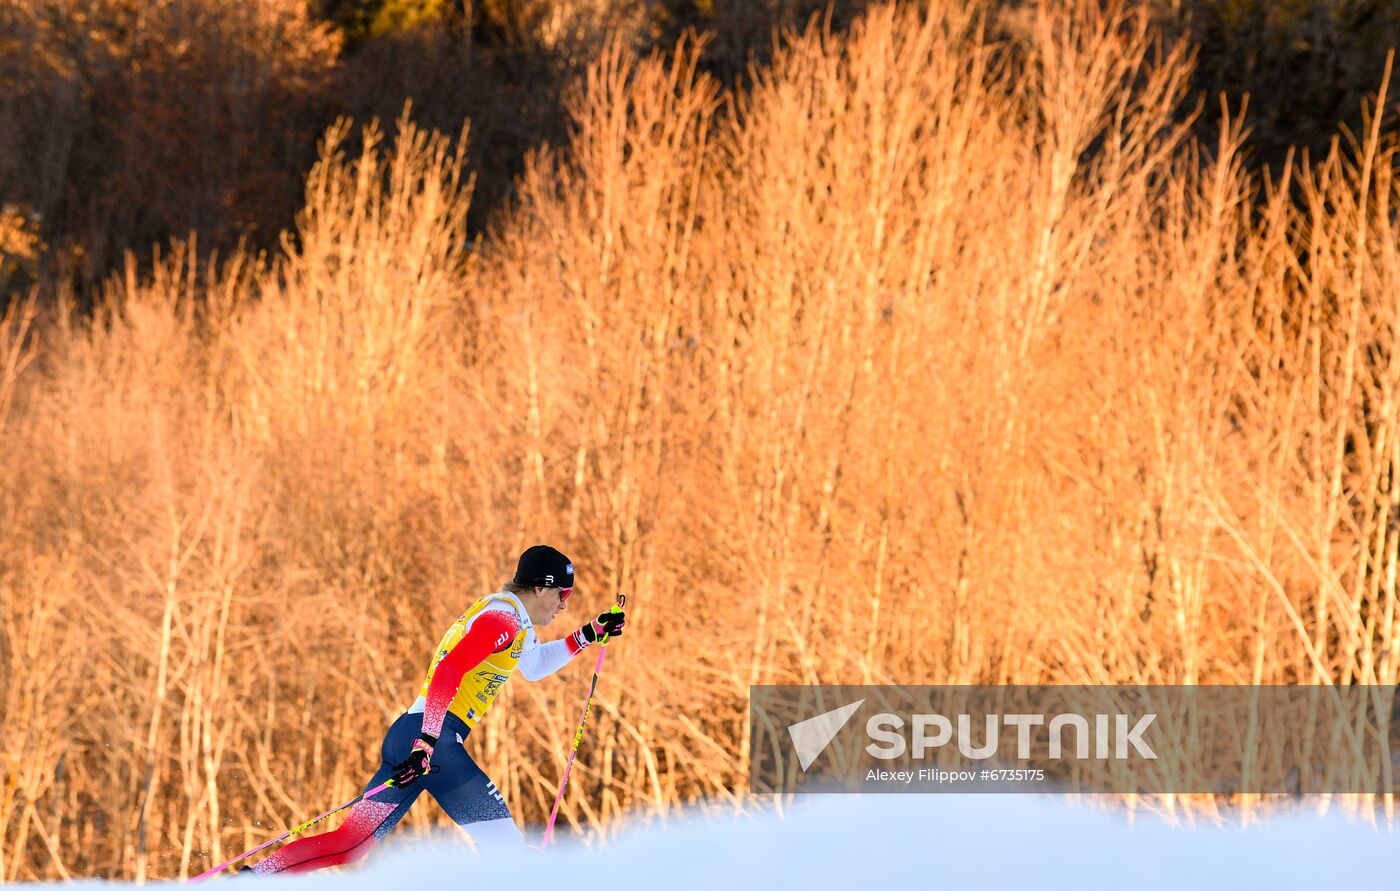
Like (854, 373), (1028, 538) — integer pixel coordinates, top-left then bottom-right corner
(2, 0), (1399, 880)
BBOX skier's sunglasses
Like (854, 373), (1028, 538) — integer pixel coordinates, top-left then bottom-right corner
(557, 587), (573, 604)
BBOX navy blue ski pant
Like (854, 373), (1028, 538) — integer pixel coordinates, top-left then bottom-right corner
(254, 710), (512, 874)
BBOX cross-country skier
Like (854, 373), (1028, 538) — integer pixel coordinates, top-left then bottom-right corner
(249, 544), (626, 874)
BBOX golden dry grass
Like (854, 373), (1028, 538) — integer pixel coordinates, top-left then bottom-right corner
(2, 0), (1400, 879)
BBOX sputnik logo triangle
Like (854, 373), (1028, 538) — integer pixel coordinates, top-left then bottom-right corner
(786, 699), (865, 771)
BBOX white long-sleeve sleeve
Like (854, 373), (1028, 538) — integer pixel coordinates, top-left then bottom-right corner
(516, 633), (589, 681)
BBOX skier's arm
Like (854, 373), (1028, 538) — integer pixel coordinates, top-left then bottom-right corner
(420, 609), (520, 741)
(517, 610), (627, 681)
(516, 636), (587, 681)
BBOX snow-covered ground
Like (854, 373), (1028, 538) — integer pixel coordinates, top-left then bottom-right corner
(24, 795), (1400, 889)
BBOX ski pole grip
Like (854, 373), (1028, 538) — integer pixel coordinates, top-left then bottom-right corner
(601, 595), (626, 645)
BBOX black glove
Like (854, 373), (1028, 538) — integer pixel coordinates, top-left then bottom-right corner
(579, 608), (626, 644)
(389, 733), (437, 787)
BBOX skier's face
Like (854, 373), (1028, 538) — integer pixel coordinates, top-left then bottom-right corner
(530, 585), (569, 625)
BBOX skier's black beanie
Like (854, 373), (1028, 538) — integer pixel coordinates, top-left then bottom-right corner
(513, 544), (573, 588)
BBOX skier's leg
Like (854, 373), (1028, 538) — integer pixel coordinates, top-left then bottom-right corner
(250, 794), (415, 874)
(464, 815), (527, 852)
(423, 718), (526, 853)
(253, 711), (424, 875)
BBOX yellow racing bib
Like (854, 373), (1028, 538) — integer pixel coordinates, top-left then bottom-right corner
(418, 593), (530, 731)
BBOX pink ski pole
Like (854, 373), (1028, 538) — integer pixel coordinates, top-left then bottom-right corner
(540, 595), (625, 850)
(188, 779), (396, 882)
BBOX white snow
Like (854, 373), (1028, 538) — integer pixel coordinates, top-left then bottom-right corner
(20, 795), (1400, 889)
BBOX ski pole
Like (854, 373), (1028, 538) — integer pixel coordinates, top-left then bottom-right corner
(188, 779), (397, 882)
(540, 594), (625, 850)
